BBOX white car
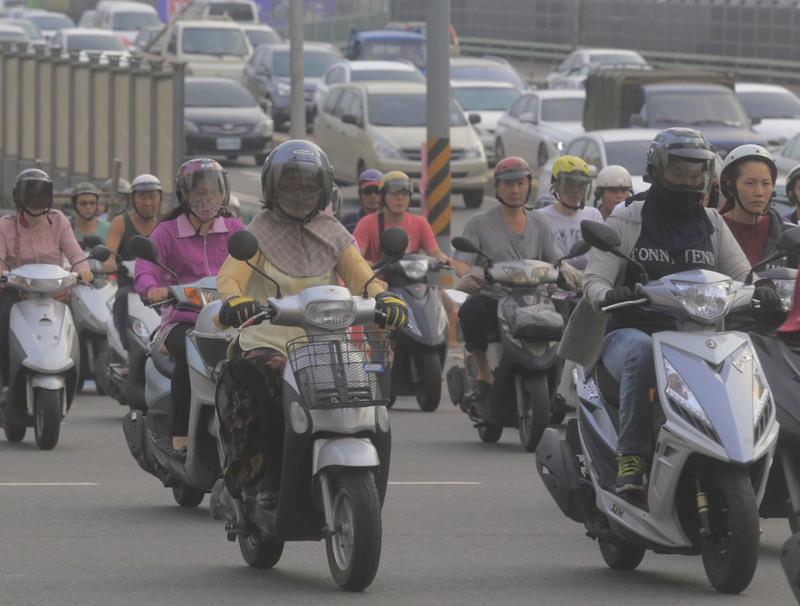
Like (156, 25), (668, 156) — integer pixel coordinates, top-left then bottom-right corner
(0, 22), (27, 42)
(93, 1), (160, 47)
(314, 60), (424, 111)
(735, 83), (800, 151)
(49, 28), (130, 62)
(240, 23), (281, 49)
(450, 56), (530, 90)
(19, 10), (73, 41)
(774, 132), (800, 177)
(157, 20), (252, 80)
(547, 48), (649, 89)
(451, 80), (522, 164)
(494, 89), (585, 169)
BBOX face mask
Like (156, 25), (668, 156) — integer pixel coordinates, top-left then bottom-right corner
(277, 187), (321, 221)
(189, 199), (221, 222)
(652, 182), (704, 211)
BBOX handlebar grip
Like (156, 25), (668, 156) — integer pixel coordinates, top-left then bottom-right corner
(600, 297), (649, 313)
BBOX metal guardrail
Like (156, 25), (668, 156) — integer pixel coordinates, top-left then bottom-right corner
(458, 36), (800, 86)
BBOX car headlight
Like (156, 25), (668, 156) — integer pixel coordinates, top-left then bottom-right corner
(773, 279), (796, 311)
(664, 358), (711, 427)
(276, 80), (290, 96)
(373, 139), (404, 160)
(306, 300), (355, 330)
(556, 141), (565, 153)
(7, 274), (77, 292)
(254, 119), (272, 136)
(184, 120), (199, 133)
(670, 280), (732, 321)
(463, 143), (484, 159)
(399, 259), (429, 280)
(184, 287), (218, 307)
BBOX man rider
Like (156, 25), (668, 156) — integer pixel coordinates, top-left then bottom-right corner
(558, 128), (783, 494)
(70, 182), (110, 245)
(341, 168), (383, 233)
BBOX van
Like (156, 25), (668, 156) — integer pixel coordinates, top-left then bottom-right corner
(197, 0), (259, 24)
(94, 1), (160, 46)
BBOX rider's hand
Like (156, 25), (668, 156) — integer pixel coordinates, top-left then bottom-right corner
(146, 287), (170, 303)
(79, 271), (94, 284)
(558, 262), (583, 291)
(375, 291), (408, 329)
(219, 296), (261, 327)
(754, 285), (787, 323)
(102, 257), (117, 273)
(602, 286), (635, 308)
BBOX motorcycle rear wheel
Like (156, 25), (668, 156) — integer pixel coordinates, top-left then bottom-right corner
(518, 376), (550, 452)
(171, 483), (205, 508)
(4, 423), (25, 442)
(238, 533), (284, 569)
(477, 423), (502, 443)
(33, 388), (61, 450)
(413, 351), (442, 412)
(93, 345), (108, 396)
(599, 539), (645, 571)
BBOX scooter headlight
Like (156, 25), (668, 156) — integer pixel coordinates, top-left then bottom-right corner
(289, 400), (310, 433)
(503, 266), (529, 284)
(664, 358), (711, 427)
(131, 318), (150, 339)
(773, 279), (796, 311)
(670, 279), (732, 321)
(399, 259), (429, 280)
(306, 300), (355, 330)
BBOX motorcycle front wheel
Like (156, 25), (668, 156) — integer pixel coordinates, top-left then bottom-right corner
(171, 483), (205, 508)
(413, 350), (442, 412)
(518, 376), (550, 452)
(33, 388), (61, 450)
(239, 533), (284, 569)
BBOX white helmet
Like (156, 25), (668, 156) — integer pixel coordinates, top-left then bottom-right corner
(596, 165), (632, 190)
(131, 173), (163, 194)
(720, 144), (776, 183)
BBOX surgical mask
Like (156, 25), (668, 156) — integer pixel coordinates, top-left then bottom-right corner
(189, 198), (222, 222)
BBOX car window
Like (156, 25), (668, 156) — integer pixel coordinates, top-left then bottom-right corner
(333, 89), (355, 119)
(350, 69), (424, 83)
(326, 66), (344, 84)
(582, 141), (602, 169)
(245, 28), (280, 47)
(646, 91), (747, 128)
(112, 12), (158, 30)
(508, 95), (528, 118)
(181, 27), (248, 57)
(525, 95), (539, 119)
(206, 2), (255, 22)
(272, 50), (340, 78)
(452, 86), (521, 112)
(787, 135), (800, 160)
(66, 34), (126, 51)
(737, 90), (800, 121)
(341, 90), (364, 120)
(541, 97), (584, 122)
(603, 140), (653, 176)
(185, 79), (257, 107)
(323, 88), (343, 115)
(367, 93), (466, 127)
(451, 64), (526, 89)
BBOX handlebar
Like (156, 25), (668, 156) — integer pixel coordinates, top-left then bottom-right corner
(600, 297), (649, 313)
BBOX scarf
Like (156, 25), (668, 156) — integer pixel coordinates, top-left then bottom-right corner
(640, 183), (715, 252)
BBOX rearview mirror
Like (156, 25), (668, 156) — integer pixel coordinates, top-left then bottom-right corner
(380, 226), (408, 260)
(519, 112), (536, 124)
(451, 236), (482, 255)
(567, 240), (591, 258)
(778, 226), (800, 253)
(468, 113), (481, 125)
(580, 220), (621, 252)
(341, 113), (359, 127)
(227, 230), (259, 261)
(89, 244), (111, 262)
(129, 235), (159, 264)
(82, 235), (103, 249)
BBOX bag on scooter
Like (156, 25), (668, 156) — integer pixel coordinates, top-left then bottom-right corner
(507, 302), (564, 340)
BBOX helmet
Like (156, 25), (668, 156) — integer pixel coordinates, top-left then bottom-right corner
(70, 181), (100, 204)
(646, 127), (715, 193)
(261, 139), (334, 222)
(13, 168), (53, 215)
(787, 164), (800, 205)
(131, 173), (163, 195)
(552, 155), (590, 181)
(380, 170), (412, 197)
(358, 168), (383, 190)
(102, 177), (132, 195)
(494, 156), (532, 182)
(551, 155), (592, 209)
(596, 165), (633, 190)
(720, 144), (777, 197)
(176, 158), (229, 223)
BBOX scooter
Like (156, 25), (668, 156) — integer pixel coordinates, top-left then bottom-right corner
(535, 221), (790, 594)
(209, 228), (407, 592)
(121, 235), (232, 507)
(445, 236), (575, 452)
(383, 253), (448, 412)
(1, 245), (110, 449)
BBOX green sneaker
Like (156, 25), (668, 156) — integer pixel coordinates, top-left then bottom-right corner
(615, 455), (646, 494)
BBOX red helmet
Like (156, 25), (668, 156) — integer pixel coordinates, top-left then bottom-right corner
(494, 156), (531, 182)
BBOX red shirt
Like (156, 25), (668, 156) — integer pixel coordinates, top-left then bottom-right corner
(353, 211), (438, 265)
(722, 215), (770, 266)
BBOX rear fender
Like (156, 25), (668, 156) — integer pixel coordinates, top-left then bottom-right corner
(535, 427), (589, 523)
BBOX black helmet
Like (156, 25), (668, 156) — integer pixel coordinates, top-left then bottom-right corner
(175, 158), (229, 223)
(261, 139), (334, 222)
(646, 127), (715, 194)
(13, 168), (53, 216)
(70, 181), (100, 205)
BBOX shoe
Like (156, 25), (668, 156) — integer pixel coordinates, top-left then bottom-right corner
(460, 380), (491, 414)
(615, 455), (646, 494)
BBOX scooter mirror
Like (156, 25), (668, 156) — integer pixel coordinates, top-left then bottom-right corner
(451, 236), (482, 255)
(227, 230), (259, 262)
(380, 226), (408, 261)
(580, 220), (621, 252)
(89, 244), (111, 263)
(778, 226), (800, 253)
(82, 235), (103, 249)
(129, 235), (160, 264)
(567, 240), (591, 258)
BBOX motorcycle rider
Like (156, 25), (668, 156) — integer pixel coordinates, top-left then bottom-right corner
(353, 170), (451, 266)
(134, 159), (245, 452)
(784, 164), (800, 225)
(341, 168), (383, 233)
(594, 165), (634, 220)
(720, 144), (795, 266)
(558, 128), (783, 495)
(70, 182), (110, 244)
(537, 155), (603, 269)
(100, 177), (132, 221)
(0, 169), (93, 390)
(215, 140), (408, 506)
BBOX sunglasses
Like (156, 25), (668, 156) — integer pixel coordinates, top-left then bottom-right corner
(361, 186), (380, 196)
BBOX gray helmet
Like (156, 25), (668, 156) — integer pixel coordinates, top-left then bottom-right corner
(102, 177), (132, 195)
(261, 139), (334, 222)
(131, 173), (163, 195)
(787, 165), (800, 205)
(70, 181), (100, 204)
(646, 127), (715, 194)
(13, 168), (53, 215)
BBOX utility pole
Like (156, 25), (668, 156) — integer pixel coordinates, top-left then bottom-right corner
(289, 0), (306, 139)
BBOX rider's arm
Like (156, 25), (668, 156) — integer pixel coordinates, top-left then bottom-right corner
(102, 215), (124, 271)
(352, 214), (376, 263)
(336, 244), (385, 298)
(418, 215), (451, 265)
(217, 251), (259, 300)
(133, 224), (169, 299)
(582, 216), (627, 311)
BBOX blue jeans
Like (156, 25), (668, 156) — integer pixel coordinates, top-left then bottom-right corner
(601, 328), (657, 456)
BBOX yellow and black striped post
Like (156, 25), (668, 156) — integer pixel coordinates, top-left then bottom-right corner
(426, 136), (451, 238)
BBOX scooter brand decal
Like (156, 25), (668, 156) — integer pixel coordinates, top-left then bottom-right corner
(705, 339), (717, 350)
(611, 503), (625, 518)
(363, 363), (384, 373)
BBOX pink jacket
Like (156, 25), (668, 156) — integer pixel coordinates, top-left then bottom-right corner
(0, 210), (89, 272)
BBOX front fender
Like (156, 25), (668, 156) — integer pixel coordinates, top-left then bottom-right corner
(312, 437), (379, 474)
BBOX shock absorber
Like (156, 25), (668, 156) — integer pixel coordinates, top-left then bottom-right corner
(695, 475), (712, 536)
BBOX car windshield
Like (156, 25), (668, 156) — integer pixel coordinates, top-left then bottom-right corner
(67, 34), (126, 51)
(27, 14), (73, 30)
(182, 27), (247, 56)
(541, 97), (584, 122)
(351, 69), (424, 83)
(185, 80), (257, 107)
(588, 53), (645, 66)
(451, 64), (526, 89)
(112, 12), (159, 30)
(603, 140), (653, 176)
(368, 93), (466, 127)
(272, 50), (338, 77)
(0, 28), (26, 41)
(453, 87), (520, 111)
(737, 91), (800, 120)
(361, 40), (425, 67)
(206, 3), (254, 21)
(2, 20), (41, 38)
(647, 91), (748, 127)
(245, 28), (280, 47)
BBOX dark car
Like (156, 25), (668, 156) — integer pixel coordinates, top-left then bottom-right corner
(184, 77), (274, 166)
(346, 29), (426, 72)
(242, 41), (341, 131)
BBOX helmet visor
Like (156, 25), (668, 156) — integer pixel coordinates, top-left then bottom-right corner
(557, 172), (591, 195)
(276, 162), (323, 220)
(660, 155), (712, 193)
(179, 166), (228, 221)
(18, 180), (53, 211)
(383, 177), (412, 195)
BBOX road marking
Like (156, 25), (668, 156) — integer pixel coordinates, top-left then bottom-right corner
(389, 481), (481, 486)
(0, 482), (99, 487)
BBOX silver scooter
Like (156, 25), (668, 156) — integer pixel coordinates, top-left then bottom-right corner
(536, 221), (787, 594)
(209, 228), (407, 592)
(1, 245), (110, 449)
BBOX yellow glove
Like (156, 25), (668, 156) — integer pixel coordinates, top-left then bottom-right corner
(219, 296), (261, 327)
(375, 291), (407, 329)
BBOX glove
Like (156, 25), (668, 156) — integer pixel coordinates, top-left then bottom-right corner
(219, 296), (261, 327)
(375, 291), (408, 329)
(602, 286), (635, 308)
(754, 285), (787, 323)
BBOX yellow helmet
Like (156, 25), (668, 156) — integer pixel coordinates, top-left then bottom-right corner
(552, 155), (590, 180)
(380, 170), (412, 196)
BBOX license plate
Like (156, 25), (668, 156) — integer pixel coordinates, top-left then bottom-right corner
(216, 137), (241, 151)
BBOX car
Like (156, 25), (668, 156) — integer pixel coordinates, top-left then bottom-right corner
(385, 20), (460, 56)
(494, 89), (585, 169)
(183, 77), (273, 165)
(314, 59), (424, 111)
(242, 41), (341, 130)
(240, 23), (281, 49)
(735, 83), (800, 151)
(450, 56), (530, 90)
(198, 0), (259, 23)
(49, 28), (129, 61)
(774, 132), (800, 177)
(133, 24), (164, 53)
(0, 18), (42, 41)
(77, 9), (95, 28)
(20, 10), (74, 41)
(773, 176), (796, 220)
(155, 20), (252, 80)
(345, 29), (426, 72)
(547, 47), (649, 89)
(0, 21), (26, 42)
(93, 1), (160, 47)
(313, 81), (488, 208)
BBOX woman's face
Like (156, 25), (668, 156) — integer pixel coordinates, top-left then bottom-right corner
(188, 178), (223, 222)
(734, 161), (774, 215)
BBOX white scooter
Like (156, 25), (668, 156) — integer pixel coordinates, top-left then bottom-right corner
(1, 245), (110, 449)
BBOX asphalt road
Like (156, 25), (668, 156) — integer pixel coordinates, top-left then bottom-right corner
(0, 385), (795, 606)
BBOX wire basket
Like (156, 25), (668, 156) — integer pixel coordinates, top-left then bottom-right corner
(286, 331), (391, 410)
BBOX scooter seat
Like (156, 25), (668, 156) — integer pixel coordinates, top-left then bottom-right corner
(595, 363), (621, 409)
(149, 340), (175, 379)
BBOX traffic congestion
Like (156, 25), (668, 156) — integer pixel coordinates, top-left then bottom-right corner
(3, 0), (800, 603)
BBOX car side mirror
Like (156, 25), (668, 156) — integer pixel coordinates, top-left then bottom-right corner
(519, 111), (537, 124)
(341, 113), (359, 127)
(129, 235), (159, 264)
(750, 117), (762, 126)
(468, 113), (481, 125)
(227, 230), (259, 261)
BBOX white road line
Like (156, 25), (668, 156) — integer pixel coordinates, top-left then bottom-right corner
(0, 482), (99, 487)
(389, 481), (482, 486)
